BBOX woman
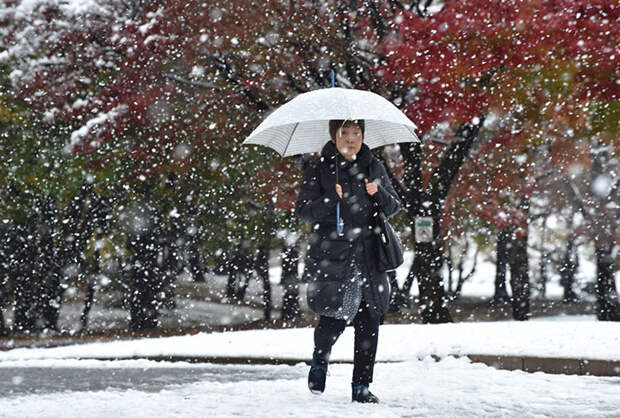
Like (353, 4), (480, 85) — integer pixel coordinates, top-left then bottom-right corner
(296, 119), (401, 403)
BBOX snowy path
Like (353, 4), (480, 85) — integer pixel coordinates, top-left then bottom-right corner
(1, 358), (619, 417)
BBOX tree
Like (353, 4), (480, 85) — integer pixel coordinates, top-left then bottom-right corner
(562, 139), (619, 320)
(1, 0), (616, 331)
(382, 0), (619, 322)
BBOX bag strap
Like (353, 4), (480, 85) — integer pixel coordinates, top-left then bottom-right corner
(368, 159), (385, 212)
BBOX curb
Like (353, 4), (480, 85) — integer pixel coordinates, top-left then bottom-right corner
(465, 354), (620, 377)
(62, 354), (620, 377)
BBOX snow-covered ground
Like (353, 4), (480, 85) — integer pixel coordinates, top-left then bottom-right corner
(1, 358), (619, 418)
(1, 316), (619, 417)
(2, 316), (619, 363)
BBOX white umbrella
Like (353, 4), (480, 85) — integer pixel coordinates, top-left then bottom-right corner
(243, 87), (419, 156)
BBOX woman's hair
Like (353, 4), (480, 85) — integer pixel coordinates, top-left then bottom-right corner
(329, 119), (365, 141)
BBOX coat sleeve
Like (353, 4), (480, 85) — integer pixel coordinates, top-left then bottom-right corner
(296, 161), (340, 223)
(372, 162), (401, 218)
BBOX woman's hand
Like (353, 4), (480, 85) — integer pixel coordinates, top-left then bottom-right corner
(364, 178), (378, 196)
(335, 184), (343, 199)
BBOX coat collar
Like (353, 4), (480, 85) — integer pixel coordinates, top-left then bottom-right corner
(320, 141), (373, 169)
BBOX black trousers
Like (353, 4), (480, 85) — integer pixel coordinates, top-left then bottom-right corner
(312, 301), (380, 385)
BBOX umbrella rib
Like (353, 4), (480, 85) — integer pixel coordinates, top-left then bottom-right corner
(406, 125), (419, 142)
(281, 122), (299, 156)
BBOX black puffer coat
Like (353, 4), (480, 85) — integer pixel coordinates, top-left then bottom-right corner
(296, 141), (401, 318)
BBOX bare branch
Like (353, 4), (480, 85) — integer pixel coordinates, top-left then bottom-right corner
(162, 73), (218, 90)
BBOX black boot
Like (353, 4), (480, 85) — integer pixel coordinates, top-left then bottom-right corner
(308, 358), (328, 394)
(352, 383), (379, 403)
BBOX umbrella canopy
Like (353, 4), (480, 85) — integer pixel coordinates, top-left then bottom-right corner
(243, 87), (419, 156)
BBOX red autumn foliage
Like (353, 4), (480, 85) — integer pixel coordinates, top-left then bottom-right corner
(377, 0), (618, 238)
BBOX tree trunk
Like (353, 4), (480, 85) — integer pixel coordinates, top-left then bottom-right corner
(387, 270), (407, 313)
(415, 241), (452, 323)
(508, 232), (531, 321)
(446, 246), (454, 295)
(559, 239), (579, 303)
(0, 276), (6, 336)
(38, 197), (62, 331)
(0, 284), (6, 336)
(256, 241), (272, 321)
(589, 146), (619, 321)
(399, 121), (483, 323)
(128, 245), (160, 330)
(127, 205), (162, 331)
(12, 221), (37, 333)
(226, 250), (252, 301)
(453, 245), (477, 299)
(51, 182), (91, 330)
(0, 226), (7, 336)
(39, 272), (62, 331)
(158, 228), (177, 311)
(255, 203), (276, 322)
(280, 240), (300, 322)
(537, 218), (548, 300)
(81, 248), (99, 331)
(7, 217), (54, 333)
(0, 310), (6, 336)
(184, 219), (205, 284)
(401, 262), (417, 300)
(0, 235), (7, 336)
(492, 229), (510, 304)
(594, 244), (620, 321)
(80, 275), (96, 332)
(188, 240), (205, 283)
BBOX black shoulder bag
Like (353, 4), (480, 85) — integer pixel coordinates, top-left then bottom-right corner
(373, 203), (404, 272)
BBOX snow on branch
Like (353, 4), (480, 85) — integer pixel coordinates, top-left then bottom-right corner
(64, 104), (127, 154)
(12, 0), (111, 18)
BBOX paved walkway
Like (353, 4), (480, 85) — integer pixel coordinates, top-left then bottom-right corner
(54, 353), (619, 377)
(2, 360), (619, 418)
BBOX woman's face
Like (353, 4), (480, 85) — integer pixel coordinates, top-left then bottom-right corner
(334, 123), (363, 162)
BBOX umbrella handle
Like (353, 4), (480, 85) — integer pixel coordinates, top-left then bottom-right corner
(334, 147), (344, 236)
(337, 202), (344, 237)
